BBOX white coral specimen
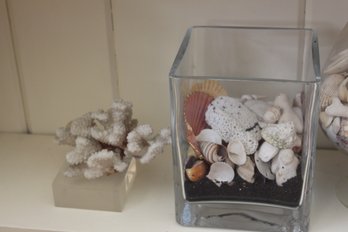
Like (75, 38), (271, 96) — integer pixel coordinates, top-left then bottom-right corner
(125, 126), (171, 164)
(56, 99), (171, 179)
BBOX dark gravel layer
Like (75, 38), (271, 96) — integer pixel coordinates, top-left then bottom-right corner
(184, 166), (303, 207)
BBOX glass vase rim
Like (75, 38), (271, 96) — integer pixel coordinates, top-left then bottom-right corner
(169, 25), (321, 84)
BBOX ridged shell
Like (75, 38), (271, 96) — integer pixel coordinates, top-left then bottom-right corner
(261, 122), (296, 149)
(338, 77), (348, 103)
(191, 80), (227, 98)
(196, 129), (222, 145)
(339, 118), (348, 137)
(227, 139), (247, 166)
(199, 142), (225, 163)
(254, 150), (275, 180)
(184, 92), (214, 135)
(185, 160), (207, 182)
(237, 157), (255, 183)
(320, 74), (345, 110)
(263, 106), (281, 123)
(324, 49), (348, 75)
(207, 162), (235, 187)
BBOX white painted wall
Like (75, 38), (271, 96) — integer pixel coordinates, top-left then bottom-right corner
(4, 0), (117, 134)
(1, 0), (347, 148)
(0, 0), (26, 132)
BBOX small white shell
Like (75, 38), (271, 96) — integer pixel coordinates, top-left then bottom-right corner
(320, 74), (345, 110)
(319, 111), (334, 128)
(331, 117), (341, 135)
(263, 106), (281, 123)
(339, 118), (348, 137)
(326, 97), (348, 118)
(199, 142), (225, 163)
(324, 49), (348, 75)
(196, 129), (222, 145)
(338, 77), (348, 103)
(292, 134), (302, 154)
(293, 92), (303, 108)
(271, 149), (299, 186)
(254, 150), (275, 180)
(274, 94), (303, 133)
(258, 141), (279, 162)
(237, 157), (255, 183)
(244, 99), (271, 120)
(324, 117), (341, 142)
(207, 162), (235, 187)
(227, 139), (247, 166)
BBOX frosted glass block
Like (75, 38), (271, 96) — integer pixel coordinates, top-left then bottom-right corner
(52, 158), (136, 212)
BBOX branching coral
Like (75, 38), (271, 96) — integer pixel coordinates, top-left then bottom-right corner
(56, 99), (171, 179)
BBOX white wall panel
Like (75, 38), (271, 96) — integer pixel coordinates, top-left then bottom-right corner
(8, 0), (117, 134)
(113, 0), (305, 130)
(0, 0), (26, 132)
(306, 0), (348, 148)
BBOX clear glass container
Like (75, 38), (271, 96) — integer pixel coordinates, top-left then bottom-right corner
(319, 21), (348, 207)
(169, 26), (320, 232)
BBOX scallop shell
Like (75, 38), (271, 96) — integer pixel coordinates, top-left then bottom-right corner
(258, 141), (279, 162)
(320, 74), (345, 110)
(263, 106), (281, 123)
(199, 142), (225, 163)
(184, 91), (214, 135)
(237, 157), (255, 183)
(207, 162), (235, 187)
(339, 118), (348, 137)
(261, 122), (296, 149)
(196, 129), (222, 145)
(254, 150), (275, 180)
(324, 49), (348, 75)
(227, 139), (247, 166)
(191, 80), (227, 98)
(338, 77), (348, 103)
(185, 160), (207, 182)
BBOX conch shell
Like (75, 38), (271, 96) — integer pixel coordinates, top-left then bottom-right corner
(185, 160), (207, 182)
(199, 142), (225, 163)
(324, 49), (348, 75)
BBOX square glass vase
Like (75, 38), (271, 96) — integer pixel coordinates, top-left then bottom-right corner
(169, 26), (321, 232)
(52, 158), (136, 212)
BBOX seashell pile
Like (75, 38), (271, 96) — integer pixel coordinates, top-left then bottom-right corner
(184, 80), (304, 187)
(320, 48), (348, 152)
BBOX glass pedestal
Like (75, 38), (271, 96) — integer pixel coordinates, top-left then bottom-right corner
(52, 158), (136, 212)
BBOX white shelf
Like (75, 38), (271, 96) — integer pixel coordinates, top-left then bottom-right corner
(0, 133), (347, 232)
